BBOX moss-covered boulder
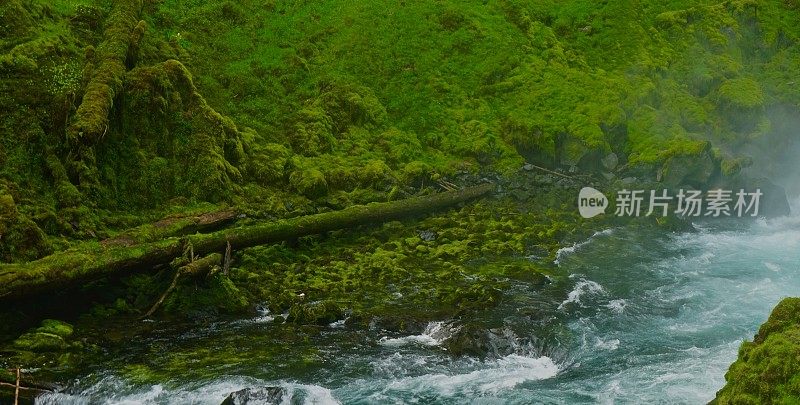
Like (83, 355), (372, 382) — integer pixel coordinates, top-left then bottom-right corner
(716, 78), (766, 133)
(250, 143), (291, 185)
(12, 332), (67, 352)
(660, 141), (718, 187)
(36, 319), (74, 338)
(163, 273), (249, 315)
(0, 187), (51, 262)
(714, 298), (800, 404)
(9, 319), (74, 353)
(287, 300), (344, 325)
(289, 168), (328, 199)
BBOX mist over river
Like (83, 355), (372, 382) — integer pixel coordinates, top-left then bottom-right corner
(38, 201), (800, 404)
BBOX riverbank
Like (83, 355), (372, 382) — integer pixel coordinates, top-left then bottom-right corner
(2, 194), (797, 403)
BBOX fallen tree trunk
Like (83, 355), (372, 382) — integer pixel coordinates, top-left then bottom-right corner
(101, 208), (238, 247)
(0, 184), (493, 301)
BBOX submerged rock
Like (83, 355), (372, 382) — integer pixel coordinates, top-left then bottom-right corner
(220, 387), (286, 405)
(441, 322), (517, 358)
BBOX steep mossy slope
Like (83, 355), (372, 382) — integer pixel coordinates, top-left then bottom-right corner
(2, 0), (799, 265)
(714, 297), (800, 404)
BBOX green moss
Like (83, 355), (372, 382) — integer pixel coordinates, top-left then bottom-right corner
(13, 332), (67, 352)
(715, 298), (800, 404)
(287, 300), (344, 325)
(289, 168), (328, 199)
(249, 143), (291, 185)
(162, 272), (249, 315)
(718, 78), (766, 110)
(36, 319), (74, 338)
(0, 187), (51, 262)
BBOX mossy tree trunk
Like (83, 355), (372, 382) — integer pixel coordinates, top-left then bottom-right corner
(0, 184), (494, 301)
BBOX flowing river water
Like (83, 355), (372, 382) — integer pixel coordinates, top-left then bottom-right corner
(37, 202), (800, 404)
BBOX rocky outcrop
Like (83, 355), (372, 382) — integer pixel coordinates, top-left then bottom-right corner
(713, 298), (800, 404)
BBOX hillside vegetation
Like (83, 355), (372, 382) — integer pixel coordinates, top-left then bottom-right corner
(1, 0), (799, 263)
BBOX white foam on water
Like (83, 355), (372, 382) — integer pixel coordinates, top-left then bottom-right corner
(605, 299), (627, 314)
(379, 354), (558, 397)
(594, 338), (620, 351)
(554, 228), (616, 265)
(36, 376), (339, 405)
(378, 321), (449, 347)
(558, 279), (605, 310)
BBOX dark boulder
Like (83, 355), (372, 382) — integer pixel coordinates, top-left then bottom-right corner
(441, 322), (517, 358)
(719, 176), (791, 218)
(220, 387), (286, 405)
(660, 143), (717, 188)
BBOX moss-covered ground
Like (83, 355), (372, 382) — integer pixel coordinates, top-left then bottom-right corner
(2, 0), (799, 261)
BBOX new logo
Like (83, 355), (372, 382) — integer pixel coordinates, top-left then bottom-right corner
(578, 187), (608, 218)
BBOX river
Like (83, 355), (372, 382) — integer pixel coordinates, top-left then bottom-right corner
(37, 202), (800, 404)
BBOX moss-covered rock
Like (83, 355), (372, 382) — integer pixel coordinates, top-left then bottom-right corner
(718, 78), (765, 111)
(0, 187), (51, 262)
(289, 168), (328, 199)
(250, 143), (292, 185)
(714, 298), (800, 404)
(163, 272), (249, 315)
(287, 300), (344, 325)
(659, 141), (718, 187)
(36, 319), (74, 338)
(13, 332), (67, 352)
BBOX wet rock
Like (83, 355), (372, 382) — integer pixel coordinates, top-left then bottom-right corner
(13, 332), (67, 352)
(660, 143), (716, 187)
(36, 319), (74, 338)
(752, 179), (791, 218)
(220, 387), (286, 405)
(723, 177), (792, 218)
(287, 300), (344, 325)
(418, 229), (438, 242)
(601, 153), (619, 171)
(441, 322), (517, 358)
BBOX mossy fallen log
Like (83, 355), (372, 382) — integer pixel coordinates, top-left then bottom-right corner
(0, 184), (494, 301)
(101, 208), (238, 248)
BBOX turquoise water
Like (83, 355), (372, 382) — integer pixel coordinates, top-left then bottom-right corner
(38, 207), (800, 404)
